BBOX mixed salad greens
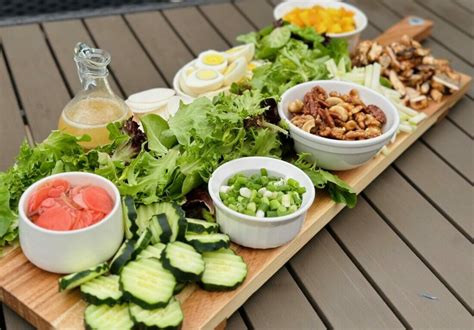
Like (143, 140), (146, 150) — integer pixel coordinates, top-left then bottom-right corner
(0, 87), (355, 250)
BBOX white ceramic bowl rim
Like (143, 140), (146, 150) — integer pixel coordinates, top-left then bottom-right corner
(279, 80), (400, 148)
(209, 157), (315, 224)
(18, 172), (121, 236)
(274, 0), (368, 38)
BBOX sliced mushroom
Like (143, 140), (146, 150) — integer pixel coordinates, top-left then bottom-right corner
(386, 46), (401, 69)
(430, 89), (443, 102)
(433, 73), (460, 91)
(410, 95), (428, 110)
(420, 82), (430, 94)
(389, 70), (406, 96)
(368, 43), (383, 61)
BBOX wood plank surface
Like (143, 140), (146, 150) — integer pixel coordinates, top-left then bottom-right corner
(364, 167), (474, 310)
(0, 10), (472, 330)
(124, 11), (193, 85)
(329, 198), (472, 328)
(42, 19), (124, 97)
(447, 97), (474, 137)
(84, 15), (166, 96)
(455, 0), (474, 13)
(395, 142), (474, 239)
(422, 119), (473, 182)
(418, 0), (474, 37)
(0, 47), (25, 170)
(289, 229), (403, 328)
(242, 268), (325, 329)
(234, 0), (274, 30)
(0, 24), (70, 142)
(163, 7), (228, 54)
(199, 2), (255, 47)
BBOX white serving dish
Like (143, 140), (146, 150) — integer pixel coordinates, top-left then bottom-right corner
(18, 172), (123, 274)
(273, 0), (368, 52)
(278, 80), (400, 171)
(208, 157), (316, 249)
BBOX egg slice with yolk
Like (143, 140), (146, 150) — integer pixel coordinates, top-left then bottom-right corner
(196, 50), (227, 73)
(223, 57), (247, 86)
(224, 43), (255, 63)
(184, 69), (224, 95)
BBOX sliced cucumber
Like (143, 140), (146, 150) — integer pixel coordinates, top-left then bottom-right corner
(132, 229), (153, 258)
(129, 298), (183, 330)
(137, 243), (166, 260)
(80, 275), (122, 306)
(136, 202), (186, 242)
(120, 257), (176, 309)
(109, 240), (135, 274)
(200, 248), (247, 291)
(84, 303), (133, 330)
(186, 218), (219, 234)
(185, 232), (230, 252)
(149, 213), (172, 244)
(173, 282), (186, 295)
(59, 262), (108, 291)
(122, 196), (139, 240)
(162, 241), (205, 282)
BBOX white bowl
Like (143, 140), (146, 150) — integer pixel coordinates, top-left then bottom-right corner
(273, 0), (368, 52)
(208, 157), (315, 249)
(278, 81), (400, 171)
(18, 172), (123, 274)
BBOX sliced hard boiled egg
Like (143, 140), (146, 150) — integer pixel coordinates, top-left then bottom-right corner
(224, 43), (255, 63)
(195, 50), (227, 73)
(223, 57), (247, 86)
(185, 69), (224, 95)
(179, 66), (199, 97)
(199, 86), (231, 99)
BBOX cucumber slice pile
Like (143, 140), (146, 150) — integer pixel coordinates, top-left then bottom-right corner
(58, 200), (248, 329)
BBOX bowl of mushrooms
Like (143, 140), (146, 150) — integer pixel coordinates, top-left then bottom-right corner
(278, 81), (399, 170)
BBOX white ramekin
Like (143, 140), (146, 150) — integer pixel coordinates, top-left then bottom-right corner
(208, 157), (316, 249)
(18, 172), (123, 274)
(278, 80), (400, 171)
(273, 0), (368, 52)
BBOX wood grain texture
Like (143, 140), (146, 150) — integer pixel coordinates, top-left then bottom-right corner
(455, 0), (474, 13)
(42, 19), (124, 98)
(199, 2), (255, 46)
(84, 15), (166, 95)
(163, 7), (228, 54)
(422, 118), (473, 182)
(329, 198), (472, 328)
(233, 0), (275, 29)
(289, 229), (403, 329)
(0, 24), (70, 142)
(365, 167), (474, 310)
(395, 142), (473, 238)
(0, 15), (471, 330)
(242, 267), (325, 329)
(124, 11), (194, 85)
(446, 97), (473, 137)
(0, 47), (25, 171)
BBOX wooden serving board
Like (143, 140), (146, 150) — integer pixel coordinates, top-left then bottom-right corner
(0, 17), (471, 330)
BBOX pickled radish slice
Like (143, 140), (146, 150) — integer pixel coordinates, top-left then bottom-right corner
(27, 179), (114, 231)
(35, 206), (74, 231)
(82, 186), (113, 214)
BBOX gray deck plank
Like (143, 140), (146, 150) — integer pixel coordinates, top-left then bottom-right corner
(226, 311), (247, 330)
(447, 97), (474, 138)
(0, 24), (70, 142)
(423, 118), (473, 182)
(455, 0), (474, 13)
(234, 0), (275, 30)
(163, 6), (228, 54)
(365, 167), (473, 310)
(199, 2), (255, 46)
(381, 0), (473, 65)
(395, 141), (473, 239)
(84, 15), (166, 96)
(242, 267), (326, 329)
(350, 0), (474, 98)
(0, 46), (25, 170)
(2, 304), (34, 330)
(329, 198), (472, 328)
(124, 11), (194, 86)
(416, 0), (474, 37)
(290, 229), (403, 329)
(42, 19), (124, 97)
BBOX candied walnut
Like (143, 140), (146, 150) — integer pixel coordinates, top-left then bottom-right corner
(311, 86), (328, 100)
(354, 112), (366, 129)
(318, 126), (332, 137)
(329, 127), (346, 140)
(291, 114), (313, 128)
(365, 105), (386, 125)
(352, 105), (364, 114)
(365, 126), (382, 138)
(288, 99), (304, 113)
(344, 130), (366, 140)
(344, 120), (359, 131)
(365, 114), (381, 127)
(318, 108), (335, 128)
(349, 89), (363, 106)
(329, 91), (341, 97)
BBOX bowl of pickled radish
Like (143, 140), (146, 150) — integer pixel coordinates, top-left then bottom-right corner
(208, 157), (315, 249)
(274, 1), (367, 52)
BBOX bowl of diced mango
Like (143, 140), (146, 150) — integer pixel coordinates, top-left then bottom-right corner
(274, 0), (367, 52)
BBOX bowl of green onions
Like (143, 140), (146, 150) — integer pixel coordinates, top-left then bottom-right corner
(208, 157), (315, 249)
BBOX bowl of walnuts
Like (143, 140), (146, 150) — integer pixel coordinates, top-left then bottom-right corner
(278, 81), (400, 170)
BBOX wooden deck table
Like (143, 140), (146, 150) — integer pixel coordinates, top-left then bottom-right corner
(0, 0), (472, 329)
